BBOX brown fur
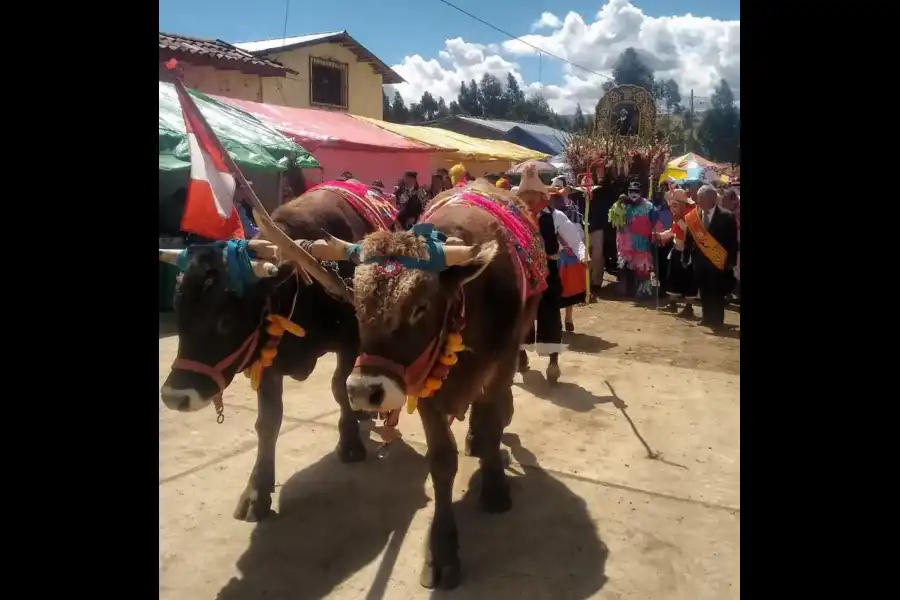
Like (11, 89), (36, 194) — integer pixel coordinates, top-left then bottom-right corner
(347, 180), (539, 589)
(162, 186), (377, 525)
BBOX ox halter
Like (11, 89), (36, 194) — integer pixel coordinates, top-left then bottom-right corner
(169, 240), (304, 423)
(351, 224), (467, 397)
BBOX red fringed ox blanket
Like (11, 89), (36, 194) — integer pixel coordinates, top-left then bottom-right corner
(309, 180), (399, 231)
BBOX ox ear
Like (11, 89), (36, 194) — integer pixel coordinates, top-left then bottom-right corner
(440, 240), (499, 288)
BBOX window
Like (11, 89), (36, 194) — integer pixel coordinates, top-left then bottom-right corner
(309, 56), (348, 109)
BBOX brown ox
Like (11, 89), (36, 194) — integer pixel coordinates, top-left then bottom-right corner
(301, 180), (542, 589)
(159, 185), (370, 521)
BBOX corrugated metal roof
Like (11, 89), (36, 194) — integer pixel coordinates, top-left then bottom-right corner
(458, 116), (567, 138)
(233, 32), (344, 53)
(456, 116), (570, 154)
(233, 31), (404, 85)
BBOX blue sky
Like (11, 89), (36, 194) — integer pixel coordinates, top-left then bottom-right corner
(159, 0), (740, 113)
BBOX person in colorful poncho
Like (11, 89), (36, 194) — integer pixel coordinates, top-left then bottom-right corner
(616, 181), (659, 298)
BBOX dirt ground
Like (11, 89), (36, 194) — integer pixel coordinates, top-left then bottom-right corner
(158, 296), (740, 600)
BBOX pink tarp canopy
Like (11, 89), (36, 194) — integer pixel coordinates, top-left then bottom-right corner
(214, 96), (444, 186)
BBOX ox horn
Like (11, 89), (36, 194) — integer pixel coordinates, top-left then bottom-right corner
(250, 208), (352, 303)
(157, 249), (280, 278)
(443, 244), (485, 266)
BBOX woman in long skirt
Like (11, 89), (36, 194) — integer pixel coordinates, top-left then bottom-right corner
(550, 185), (588, 331)
(653, 188), (698, 317)
(515, 166), (588, 384)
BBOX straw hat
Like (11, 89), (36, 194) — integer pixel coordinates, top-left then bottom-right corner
(516, 164), (549, 196)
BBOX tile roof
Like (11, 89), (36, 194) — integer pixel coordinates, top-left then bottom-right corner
(159, 32), (295, 76)
(234, 31), (404, 85)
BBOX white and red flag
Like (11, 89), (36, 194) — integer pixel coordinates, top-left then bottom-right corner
(167, 59), (244, 240)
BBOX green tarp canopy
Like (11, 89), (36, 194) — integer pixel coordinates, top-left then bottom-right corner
(159, 82), (319, 173)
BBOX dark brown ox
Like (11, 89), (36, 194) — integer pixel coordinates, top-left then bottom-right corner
(301, 180), (541, 589)
(159, 187), (370, 522)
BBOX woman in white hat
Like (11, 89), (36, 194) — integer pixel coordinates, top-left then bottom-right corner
(515, 164), (589, 384)
(652, 188), (698, 316)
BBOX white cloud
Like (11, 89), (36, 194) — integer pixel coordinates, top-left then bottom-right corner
(388, 0), (739, 116)
(387, 37), (524, 111)
(532, 12), (562, 31)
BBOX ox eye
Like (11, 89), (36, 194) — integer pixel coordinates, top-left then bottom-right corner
(409, 302), (429, 324)
(216, 317), (233, 335)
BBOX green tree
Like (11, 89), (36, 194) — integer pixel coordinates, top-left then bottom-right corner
(611, 48), (655, 90)
(419, 91), (439, 121)
(457, 79), (481, 115)
(436, 97), (450, 118)
(572, 103), (588, 132)
(448, 100), (462, 115)
(478, 73), (506, 118)
(383, 90), (393, 121)
(654, 78), (682, 113)
(697, 79), (739, 163)
(408, 102), (426, 123)
(521, 93), (554, 124)
(391, 91), (409, 124)
(502, 73), (526, 120)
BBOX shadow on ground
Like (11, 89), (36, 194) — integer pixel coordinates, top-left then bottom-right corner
(563, 331), (618, 354)
(216, 434), (608, 600)
(217, 440), (430, 600)
(433, 432), (609, 600)
(515, 370), (615, 412)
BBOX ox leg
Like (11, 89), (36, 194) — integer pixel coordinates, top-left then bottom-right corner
(334, 350), (367, 463)
(233, 371), (283, 522)
(418, 401), (461, 590)
(470, 387), (513, 514)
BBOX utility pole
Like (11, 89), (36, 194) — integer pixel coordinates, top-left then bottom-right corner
(687, 88), (694, 153)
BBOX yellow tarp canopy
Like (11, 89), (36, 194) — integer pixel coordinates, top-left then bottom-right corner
(352, 116), (549, 163)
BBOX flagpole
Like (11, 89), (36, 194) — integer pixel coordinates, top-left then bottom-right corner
(162, 60), (336, 289)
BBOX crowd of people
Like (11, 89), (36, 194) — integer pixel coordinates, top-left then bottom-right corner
(336, 165), (739, 379)
(161, 163), (738, 383)
(573, 176), (741, 330)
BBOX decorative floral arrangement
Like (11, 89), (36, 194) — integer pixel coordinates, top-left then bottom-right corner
(608, 199), (627, 229)
(564, 121), (671, 184)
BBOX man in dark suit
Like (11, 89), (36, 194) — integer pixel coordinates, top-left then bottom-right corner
(683, 185), (739, 328)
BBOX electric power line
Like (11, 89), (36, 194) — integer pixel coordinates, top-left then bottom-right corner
(435, 0), (613, 81)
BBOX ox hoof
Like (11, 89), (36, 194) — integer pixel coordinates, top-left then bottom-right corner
(337, 438), (367, 463)
(464, 432), (478, 458)
(420, 559), (461, 590)
(481, 476), (512, 514)
(517, 351), (530, 374)
(233, 489), (273, 522)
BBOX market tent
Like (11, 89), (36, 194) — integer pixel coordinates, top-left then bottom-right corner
(660, 152), (722, 182)
(158, 82), (318, 173)
(354, 116), (548, 176)
(214, 97), (446, 187)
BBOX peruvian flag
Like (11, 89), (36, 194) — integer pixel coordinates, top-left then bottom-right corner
(170, 62), (244, 240)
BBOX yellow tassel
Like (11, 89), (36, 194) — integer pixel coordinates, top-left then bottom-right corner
(446, 333), (463, 346)
(249, 363), (261, 391)
(268, 315), (306, 337)
(424, 377), (442, 391)
(406, 396), (418, 413)
(438, 353), (458, 366)
(446, 341), (466, 353)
